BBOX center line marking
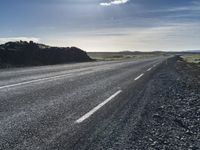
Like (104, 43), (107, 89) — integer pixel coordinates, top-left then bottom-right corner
(0, 74), (71, 90)
(134, 73), (144, 80)
(147, 67), (152, 71)
(75, 90), (122, 124)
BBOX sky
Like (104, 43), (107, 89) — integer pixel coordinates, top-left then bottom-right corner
(0, 0), (200, 51)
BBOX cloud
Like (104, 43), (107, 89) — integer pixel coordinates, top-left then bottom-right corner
(0, 37), (40, 44)
(100, 0), (129, 6)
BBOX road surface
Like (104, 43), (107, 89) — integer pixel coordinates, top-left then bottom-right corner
(0, 56), (168, 150)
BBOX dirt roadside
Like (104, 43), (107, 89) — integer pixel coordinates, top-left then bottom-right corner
(131, 56), (200, 150)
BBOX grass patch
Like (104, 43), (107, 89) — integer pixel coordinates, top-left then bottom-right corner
(181, 54), (200, 63)
(88, 52), (164, 61)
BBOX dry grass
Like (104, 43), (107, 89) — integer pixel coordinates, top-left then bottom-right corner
(181, 54), (200, 63)
(88, 52), (163, 61)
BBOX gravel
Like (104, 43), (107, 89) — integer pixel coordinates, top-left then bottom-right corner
(131, 57), (200, 150)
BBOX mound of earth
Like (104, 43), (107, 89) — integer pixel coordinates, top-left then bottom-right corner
(0, 41), (92, 68)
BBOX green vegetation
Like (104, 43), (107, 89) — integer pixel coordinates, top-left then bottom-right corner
(88, 52), (165, 61)
(181, 54), (200, 63)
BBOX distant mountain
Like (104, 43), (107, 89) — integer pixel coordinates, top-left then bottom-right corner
(0, 41), (92, 68)
(187, 50), (200, 53)
(119, 50), (164, 55)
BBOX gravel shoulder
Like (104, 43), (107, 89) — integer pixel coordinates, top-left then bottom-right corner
(130, 57), (200, 150)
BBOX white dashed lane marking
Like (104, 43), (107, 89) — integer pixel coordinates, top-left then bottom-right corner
(134, 73), (144, 81)
(75, 90), (122, 123)
(147, 67), (152, 71)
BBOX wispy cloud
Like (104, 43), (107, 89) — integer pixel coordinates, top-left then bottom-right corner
(0, 37), (40, 44)
(100, 0), (129, 6)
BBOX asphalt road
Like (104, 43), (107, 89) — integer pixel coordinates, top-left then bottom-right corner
(0, 56), (169, 150)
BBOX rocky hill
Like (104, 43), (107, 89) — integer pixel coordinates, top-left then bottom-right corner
(0, 41), (92, 68)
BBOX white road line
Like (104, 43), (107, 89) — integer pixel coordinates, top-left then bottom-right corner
(0, 74), (71, 90)
(75, 90), (122, 124)
(134, 73), (144, 81)
(153, 64), (157, 67)
(147, 67), (152, 71)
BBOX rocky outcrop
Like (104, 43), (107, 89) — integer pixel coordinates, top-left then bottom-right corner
(0, 41), (92, 68)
